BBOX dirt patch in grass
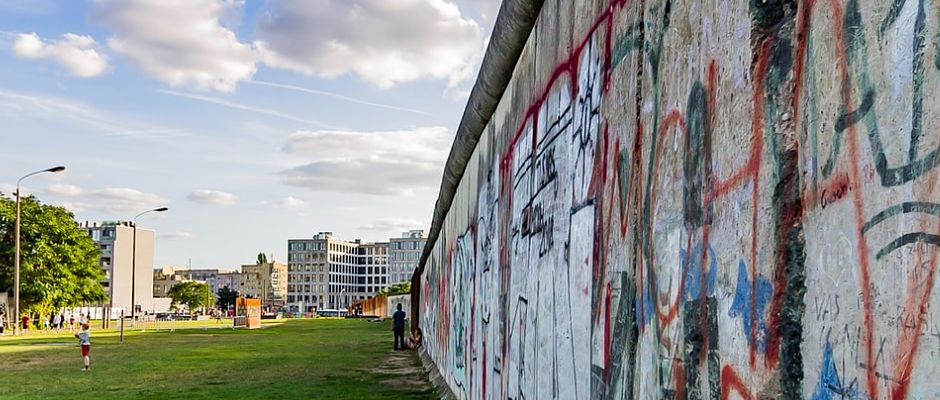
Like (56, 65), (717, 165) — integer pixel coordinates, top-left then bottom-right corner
(372, 350), (431, 391)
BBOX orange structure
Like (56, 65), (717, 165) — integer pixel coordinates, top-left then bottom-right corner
(235, 298), (261, 329)
(348, 293), (387, 317)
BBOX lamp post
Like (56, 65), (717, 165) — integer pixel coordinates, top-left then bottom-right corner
(13, 166), (65, 335)
(131, 207), (167, 324)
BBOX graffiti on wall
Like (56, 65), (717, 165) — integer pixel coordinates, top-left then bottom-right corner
(420, 0), (940, 399)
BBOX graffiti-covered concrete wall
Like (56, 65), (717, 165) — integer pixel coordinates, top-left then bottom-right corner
(419, 0), (940, 398)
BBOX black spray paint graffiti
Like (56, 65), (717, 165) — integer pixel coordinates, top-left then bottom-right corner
(836, 0), (940, 260)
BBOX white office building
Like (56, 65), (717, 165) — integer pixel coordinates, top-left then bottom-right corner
(287, 232), (388, 312)
(81, 221), (155, 313)
(388, 230), (425, 284)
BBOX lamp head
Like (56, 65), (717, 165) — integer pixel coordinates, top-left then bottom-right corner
(154, 207), (169, 212)
(47, 166), (66, 173)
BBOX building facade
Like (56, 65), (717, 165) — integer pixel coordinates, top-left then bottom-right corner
(287, 232), (389, 312)
(153, 267), (239, 298)
(178, 268), (233, 294)
(388, 230), (425, 284)
(152, 267), (191, 298)
(239, 262), (287, 306)
(216, 271), (240, 292)
(358, 241), (389, 295)
(81, 221), (155, 313)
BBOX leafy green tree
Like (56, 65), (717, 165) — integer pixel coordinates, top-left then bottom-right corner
(0, 194), (106, 322)
(380, 281), (411, 296)
(217, 285), (238, 310)
(167, 281), (214, 316)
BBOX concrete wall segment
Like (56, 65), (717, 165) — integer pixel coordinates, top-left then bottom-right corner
(419, 0), (940, 398)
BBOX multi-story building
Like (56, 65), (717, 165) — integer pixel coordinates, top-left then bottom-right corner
(287, 232), (389, 312)
(178, 268), (234, 294)
(389, 230), (425, 284)
(152, 267), (192, 297)
(358, 241), (389, 295)
(216, 271), (241, 292)
(154, 267), (235, 296)
(239, 262), (287, 305)
(81, 221), (155, 313)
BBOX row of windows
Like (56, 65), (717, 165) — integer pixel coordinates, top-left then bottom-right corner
(288, 265), (388, 275)
(389, 252), (421, 262)
(288, 241), (392, 255)
(288, 263), (325, 272)
(288, 274), (327, 283)
(287, 294), (370, 304)
(389, 240), (422, 250)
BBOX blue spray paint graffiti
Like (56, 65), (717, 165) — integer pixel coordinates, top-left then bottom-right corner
(729, 260), (772, 353)
(812, 341), (860, 400)
(680, 244), (717, 302)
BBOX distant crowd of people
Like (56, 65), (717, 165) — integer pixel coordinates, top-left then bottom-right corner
(0, 310), (90, 336)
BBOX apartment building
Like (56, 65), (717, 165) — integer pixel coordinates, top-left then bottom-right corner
(287, 232), (388, 312)
(153, 267), (191, 297)
(81, 221), (155, 313)
(217, 271), (240, 292)
(388, 230), (425, 284)
(153, 267), (237, 298)
(239, 262), (287, 305)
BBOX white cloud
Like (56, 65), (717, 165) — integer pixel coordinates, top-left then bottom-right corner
(12, 32), (109, 77)
(43, 184), (169, 214)
(462, 0), (501, 23)
(0, 183), (27, 197)
(92, 0), (256, 92)
(159, 231), (193, 240)
(359, 217), (428, 232)
(279, 127), (451, 196)
(46, 183), (83, 196)
(254, 0), (484, 88)
(187, 189), (237, 205)
(277, 196), (306, 209)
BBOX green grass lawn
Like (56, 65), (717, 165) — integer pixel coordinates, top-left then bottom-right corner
(0, 319), (436, 399)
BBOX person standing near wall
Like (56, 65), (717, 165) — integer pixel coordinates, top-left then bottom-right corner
(392, 303), (406, 350)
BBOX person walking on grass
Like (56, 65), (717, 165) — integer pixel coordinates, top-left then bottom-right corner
(69, 314), (76, 333)
(53, 314), (62, 334)
(74, 323), (91, 371)
(392, 303), (406, 350)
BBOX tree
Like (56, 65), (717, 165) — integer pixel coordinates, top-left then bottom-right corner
(217, 285), (238, 310)
(167, 281), (214, 316)
(256, 252), (267, 265)
(0, 194), (106, 321)
(380, 281), (411, 296)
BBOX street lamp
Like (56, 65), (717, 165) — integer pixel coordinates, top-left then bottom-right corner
(13, 166), (65, 335)
(130, 207), (167, 323)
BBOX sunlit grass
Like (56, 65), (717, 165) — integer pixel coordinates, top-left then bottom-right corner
(0, 319), (435, 399)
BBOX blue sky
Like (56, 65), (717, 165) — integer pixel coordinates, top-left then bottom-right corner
(0, 0), (500, 269)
